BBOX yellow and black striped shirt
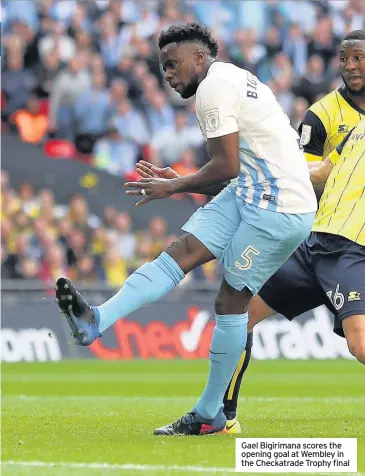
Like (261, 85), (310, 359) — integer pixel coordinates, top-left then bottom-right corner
(312, 118), (365, 245)
(299, 86), (365, 162)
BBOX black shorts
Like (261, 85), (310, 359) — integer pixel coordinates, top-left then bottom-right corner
(259, 232), (365, 337)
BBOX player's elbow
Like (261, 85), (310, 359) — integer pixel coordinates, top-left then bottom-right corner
(222, 163), (240, 181)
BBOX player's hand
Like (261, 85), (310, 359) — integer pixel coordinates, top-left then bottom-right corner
(136, 160), (180, 180)
(125, 177), (176, 207)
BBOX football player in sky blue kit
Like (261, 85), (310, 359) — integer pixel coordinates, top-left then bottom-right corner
(56, 23), (317, 435)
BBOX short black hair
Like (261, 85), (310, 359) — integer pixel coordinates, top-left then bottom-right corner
(341, 30), (365, 43)
(158, 22), (219, 58)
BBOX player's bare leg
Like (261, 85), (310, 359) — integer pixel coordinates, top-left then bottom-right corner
(56, 233), (214, 346)
(343, 314), (365, 365)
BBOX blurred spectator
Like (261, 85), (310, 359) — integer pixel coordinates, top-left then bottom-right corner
(308, 17), (338, 68)
(263, 25), (282, 60)
(144, 91), (175, 136)
(39, 243), (68, 282)
(151, 111), (203, 166)
(50, 0), (77, 24)
(291, 97), (309, 130)
(67, 3), (92, 39)
(3, 234), (31, 279)
(2, 51), (36, 120)
(109, 0), (139, 26)
(74, 70), (110, 142)
(21, 257), (40, 280)
(293, 54), (332, 105)
(103, 247), (128, 287)
(113, 99), (150, 165)
(172, 149), (207, 204)
(236, 1), (268, 39)
(279, 0), (317, 35)
(229, 29), (266, 73)
(109, 55), (143, 100)
(148, 216), (168, 257)
(113, 212), (137, 261)
(271, 73), (296, 114)
(93, 120), (135, 176)
(109, 78), (129, 113)
(128, 238), (153, 271)
(58, 217), (73, 253)
(103, 205), (118, 232)
(38, 21), (76, 64)
(90, 53), (106, 75)
(332, 1), (365, 38)
(67, 194), (91, 235)
(97, 12), (125, 69)
(172, 149), (199, 177)
(283, 23), (308, 77)
(73, 254), (96, 283)
(35, 50), (63, 98)
(18, 181), (37, 212)
(66, 230), (87, 268)
(3, 1), (39, 33)
(134, 6), (159, 39)
(10, 94), (49, 144)
(50, 53), (91, 139)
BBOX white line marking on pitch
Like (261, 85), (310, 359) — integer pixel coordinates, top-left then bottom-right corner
(5, 395), (365, 403)
(1, 460), (235, 473)
(2, 461), (364, 476)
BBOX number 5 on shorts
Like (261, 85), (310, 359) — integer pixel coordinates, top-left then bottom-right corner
(235, 245), (260, 271)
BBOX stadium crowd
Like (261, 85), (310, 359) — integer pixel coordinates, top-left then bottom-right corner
(1, 170), (219, 286)
(2, 0), (365, 170)
(2, 0), (364, 285)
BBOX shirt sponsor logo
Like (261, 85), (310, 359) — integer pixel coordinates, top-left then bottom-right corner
(348, 291), (361, 302)
(338, 124), (349, 134)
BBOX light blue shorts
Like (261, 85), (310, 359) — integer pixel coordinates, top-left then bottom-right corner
(182, 185), (315, 294)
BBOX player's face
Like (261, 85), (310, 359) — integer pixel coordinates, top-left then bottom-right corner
(160, 43), (202, 99)
(339, 40), (365, 96)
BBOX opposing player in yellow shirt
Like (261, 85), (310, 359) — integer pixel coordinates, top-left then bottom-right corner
(299, 29), (365, 162)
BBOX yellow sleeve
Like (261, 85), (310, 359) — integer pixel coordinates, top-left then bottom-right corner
(328, 148), (340, 165)
(304, 152), (323, 162)
(299, 108), (329, 162)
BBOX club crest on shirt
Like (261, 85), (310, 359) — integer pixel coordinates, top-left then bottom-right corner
(204, 108), (219, 132)
(300, 124), (312, 146)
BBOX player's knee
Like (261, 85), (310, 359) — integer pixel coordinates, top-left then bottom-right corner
(348, 341), (365, 365)
(343, 314), (365, 365)
(214, 294), (228, 315)
(164, 233), (213, 273)
(214, 291), (249, 315)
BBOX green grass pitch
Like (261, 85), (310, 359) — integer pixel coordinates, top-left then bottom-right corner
(2, 359), (364, 476)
